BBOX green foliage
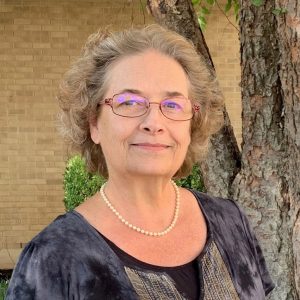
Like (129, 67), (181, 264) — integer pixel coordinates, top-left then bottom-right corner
(272, 7), (288, 15)
(193, 0), (215, 31)
(192, 0), (286, 30)
(176, 164), (205, 191)
(233, 1), (240, 18)
(192, 0), (240, 30)
(225, 0), (232, 12)
(63, 155), (106, 211)
(63, 156), (205, 210)
(0, 279), (9, 300)
(198, 15), (207, 31)
(251, 0), (263, 7)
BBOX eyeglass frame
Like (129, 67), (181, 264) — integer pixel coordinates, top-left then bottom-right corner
(98, 93), (200, 121)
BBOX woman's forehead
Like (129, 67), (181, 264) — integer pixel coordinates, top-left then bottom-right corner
(103, 49), (190, 98)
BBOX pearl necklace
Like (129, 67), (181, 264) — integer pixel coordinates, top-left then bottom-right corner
(99, 180), (180, 237)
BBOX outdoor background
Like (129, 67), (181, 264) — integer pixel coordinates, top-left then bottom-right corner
(0, 0), (241, 264)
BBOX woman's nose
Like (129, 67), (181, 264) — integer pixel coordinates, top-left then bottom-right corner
(139, 103), (165, 134)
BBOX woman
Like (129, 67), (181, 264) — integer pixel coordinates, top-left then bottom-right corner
(6, 25), (274, 299)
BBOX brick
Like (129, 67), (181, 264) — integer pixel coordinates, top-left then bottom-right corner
(23, 24), (42, 31)
(0, 54), (14, 61)
(33, 43), (51, 49)
(43, 73), (62, 79)
(3, 230), (24, 237)
(15, 55), (33, 61)
(41, 24), (61, 31)
(50, 19), (68, 26)
(50, 31), (68, 38)
(34, 78), (52, 85)
(31, 18), (51, 25)
(0, 6), (14, 13)
(42, 49), (61, 56)
(14, 18), (31, 25)
(29, 224), (46, 231)
(16, 67), (34, 72)
(15, 79), (34, 85)
(0, 42), (13, 48)
(4, 24), (23, 31)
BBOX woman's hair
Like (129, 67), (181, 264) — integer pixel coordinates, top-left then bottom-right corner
(58, 24), (224, 178)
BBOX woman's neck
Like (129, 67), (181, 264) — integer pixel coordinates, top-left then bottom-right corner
(102, 175), (178, 230)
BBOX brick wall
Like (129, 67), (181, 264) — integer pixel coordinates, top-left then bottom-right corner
(0, 0), (241, 250)
(203, 2), (242, 142)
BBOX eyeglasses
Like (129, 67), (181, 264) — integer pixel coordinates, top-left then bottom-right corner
(99, 93), (200, 121)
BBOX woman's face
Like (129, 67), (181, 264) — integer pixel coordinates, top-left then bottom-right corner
(90, 49), (191, 179)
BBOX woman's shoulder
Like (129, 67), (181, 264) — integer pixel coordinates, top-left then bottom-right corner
(16, 210), (110, 269)
(6, 211), (137, 299)
(29, 211), (90, 248)
(15, 212), (91, 268)
(188, 189), (244, 224)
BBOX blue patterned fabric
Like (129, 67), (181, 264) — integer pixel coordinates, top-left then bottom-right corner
(5, 191), (275, 299)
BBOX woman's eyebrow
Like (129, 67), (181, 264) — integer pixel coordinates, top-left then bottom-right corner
(164, 91), (185, 97)
(117, 89), (185, 98)
(117, 88), (143, 95)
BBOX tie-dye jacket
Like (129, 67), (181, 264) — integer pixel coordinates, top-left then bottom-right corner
(5, 191), (275, 300)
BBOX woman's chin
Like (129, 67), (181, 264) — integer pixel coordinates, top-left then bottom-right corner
(126, 165), (177, 179)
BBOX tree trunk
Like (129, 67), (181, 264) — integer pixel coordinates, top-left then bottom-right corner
(147, 0), (300, 299)
(275, 0), (300, 296)
(147, 0), (241, 198)
(233, 1), (300, 298)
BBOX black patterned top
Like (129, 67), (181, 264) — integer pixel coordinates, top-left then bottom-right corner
(6, 191), (275, 300)
(99, 231), (200, 299)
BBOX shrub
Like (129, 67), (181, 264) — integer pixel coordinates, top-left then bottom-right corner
(0, 279), (9, 300)
(0, 270), (12, 300)
(63, 155), (204, 210)
(175, 163), (205, 191)
(63, 155), (106, 211)
(0, 280), (8, 300)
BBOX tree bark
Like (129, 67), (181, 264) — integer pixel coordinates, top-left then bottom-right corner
(232, 0), (300, 298)
(147, 0), (241, 198)
(275, 0), (300, 295)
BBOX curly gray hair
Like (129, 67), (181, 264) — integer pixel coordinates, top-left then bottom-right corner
(58, 24), (224, 178)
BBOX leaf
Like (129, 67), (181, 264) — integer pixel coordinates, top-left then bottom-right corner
(201, 6), (210, 15)
(272, 7), (288, 15)
(234, 2), (240, 19)
(206, 0), (215, 5)
(192, 0), (200, 5)
(225, 0), (232, 13)
(272, 8), (281, 15)
(198, 15), (207, 31)
(198, 16), (207, 25)
(251, 0), (263, 7)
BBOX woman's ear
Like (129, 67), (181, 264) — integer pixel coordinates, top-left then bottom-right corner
(89, 117), (101, 145)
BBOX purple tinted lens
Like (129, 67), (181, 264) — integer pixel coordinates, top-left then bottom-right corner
(115, 93), (146, 105)
(162, 99), (183, 111)
(113, 93), (147, 116)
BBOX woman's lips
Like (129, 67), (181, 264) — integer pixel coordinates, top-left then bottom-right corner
(131, 143), (170, 151)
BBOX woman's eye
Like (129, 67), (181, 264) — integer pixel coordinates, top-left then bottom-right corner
(163, 101), (182, 110)
(122, 100), (137, 106)
(114, 93), (146, 107)
(120, 100), (144, 106)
